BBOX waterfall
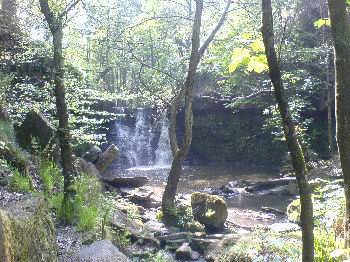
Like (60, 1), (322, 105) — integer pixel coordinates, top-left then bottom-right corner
(134, 108), (153, 166)
(111, 108), (172, 169)
(154, 118), (173, 167)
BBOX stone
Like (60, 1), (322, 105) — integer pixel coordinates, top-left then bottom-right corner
(175, 242), (200, 260)
(191, 192), (228, 230)
(76, 240), (130, 262)
(82, 145), (102, 163)
(74, 157), (100, 177)
(15, 110), (56, 150)
(0, 196), (57, 262)
(268, 222), (300, 232)
(128, 187), (161, 208)
(103, 175), (149, 188)
(95, 144), (119, 173)
(245, 177), (296, 193)
(110, 209), (144, 237)
(204, 234), (239, 262)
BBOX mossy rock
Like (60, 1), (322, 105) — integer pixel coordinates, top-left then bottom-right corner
(286, 199), (300, 224)
(0, 196), (57, 262)
(191, 192), (228, 230)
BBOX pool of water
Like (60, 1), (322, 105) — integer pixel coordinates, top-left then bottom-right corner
(117, 165), (295, 227)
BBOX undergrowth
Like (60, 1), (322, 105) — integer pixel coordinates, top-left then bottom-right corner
(8, 167), (32, 192)
(49, 172), (102, 231)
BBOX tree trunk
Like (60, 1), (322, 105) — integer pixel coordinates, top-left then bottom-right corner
(328, 0), (350, 248)
(161, 0), (231, 217)
(261, 0), (314, 261)
(327, 51), (334, 155)
(39, 0), (75, 222)
(161, 0), (203, 217)
(53, 28), (75, 217)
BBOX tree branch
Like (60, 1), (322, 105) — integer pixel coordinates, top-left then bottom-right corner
(199, 0), (231, 58)
(59, 0), (81, 19)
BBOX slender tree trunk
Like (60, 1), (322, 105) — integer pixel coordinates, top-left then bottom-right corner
(52, 28), (75, 214)
(328, 0), (350, 248)
(39, 0), (76, 222)
(261, 0), (314, 261)
(162, 0), (203, 217)
(161, 0), (231, 217)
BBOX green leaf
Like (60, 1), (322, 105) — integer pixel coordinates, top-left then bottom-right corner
(314, 18), (330, 29)
(247, 55), (268, 73)
(250, 40), (265, 52)
(228, 48), (251, 73)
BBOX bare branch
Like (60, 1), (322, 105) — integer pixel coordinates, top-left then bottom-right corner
(199, 0), (231, 57)
(59, 0), (81, 19)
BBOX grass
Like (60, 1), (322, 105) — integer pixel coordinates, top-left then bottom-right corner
(49, 172), (102, 231)
(315, 228), (342, 262)
(38, 159), (62, 195)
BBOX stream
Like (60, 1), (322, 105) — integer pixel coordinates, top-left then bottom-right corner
(109, 108), (294, 228)
(117, 165), (294, 228)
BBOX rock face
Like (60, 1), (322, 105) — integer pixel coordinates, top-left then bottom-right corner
(76, 240), (129, 262)
(191, 192), (228, 230)
(0, 196), (57, 262)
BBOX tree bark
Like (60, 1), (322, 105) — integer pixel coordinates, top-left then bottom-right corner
(328, 0), (350, 247)
(162, 0), (231, 217)
(261, 0), (314, 261)
(326, 50), (334, 155)
(39, 0), (76, 222)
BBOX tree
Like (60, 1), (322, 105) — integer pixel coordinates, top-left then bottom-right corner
(161, 0), (231, 217)
(328, 0), (350, 247)
(261, 0), (314, 261)
(39, 0), (80, 222)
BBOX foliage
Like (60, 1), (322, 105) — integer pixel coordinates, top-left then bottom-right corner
(49, 173), (102, 231)
(314, 228), (340, 262)
(38, 159), (63, 195)
(9, 168), (32, 193)
(218, 230), (301, 262)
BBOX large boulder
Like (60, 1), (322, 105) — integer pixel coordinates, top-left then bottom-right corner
(76, 240), (129, 262)
(191, 192), (228, 230)
(95, 144), (119, 173)
(82, 145), (102, 164)
(0, 196), (57, 262)
(15, 110), (56, 150)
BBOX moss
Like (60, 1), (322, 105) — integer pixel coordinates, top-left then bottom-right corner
(0, 197), (57, 262)
(286, 199), (301, 224)
(191, 192), (228, 229)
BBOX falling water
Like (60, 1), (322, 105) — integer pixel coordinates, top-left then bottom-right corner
(134, 108), (153, 166)
(111, 108), (172, 169)
(154, 118), (172, 167)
